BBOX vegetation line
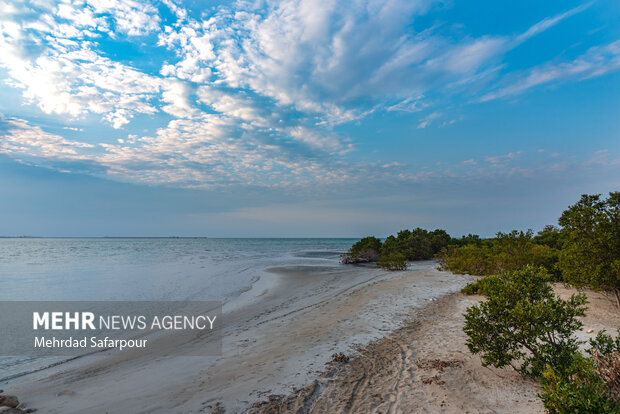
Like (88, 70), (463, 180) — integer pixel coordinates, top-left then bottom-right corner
(343, 192), (619, 413)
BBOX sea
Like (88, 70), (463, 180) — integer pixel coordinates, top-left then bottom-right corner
(0, 237), (358, 381)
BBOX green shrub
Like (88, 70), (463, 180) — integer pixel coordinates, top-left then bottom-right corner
(558, 192), (620, 302)
(346, 228), (452, 269)
(350, 236), (382, 257)
(437, 244), (495, 276)
(533, 225), (563, 250)
(437, 230), (561, 277)
(389, 228), (450, 260)
(588, 329), (620, 357)
(463, 265), (588, 377)
(460, 282), (478, 295)
(342, 236), (382, 263)
(540, 354), (618, 414)
(378, 252), (407, 271)
(450, 234), (483, 247)
(461, 276), (500, 295)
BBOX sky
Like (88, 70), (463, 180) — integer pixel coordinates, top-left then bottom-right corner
(0, 0), (619, 237)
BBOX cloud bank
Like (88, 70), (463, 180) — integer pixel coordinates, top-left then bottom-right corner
(0, 0), (618, 189)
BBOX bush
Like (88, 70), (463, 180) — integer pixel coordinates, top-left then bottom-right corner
(450, 234), (483, 247)
(463, 265), (588, 377)
(529, 244), (561, 281)
(378, 252), (407, 271)
(588, 329), (620, 357)
(437, 230), (561, 277)
(533, 225), (563, 249)
(460, 276), (500, 296)
(587, 329), (620, 403)
(462, 266), (618, 412)
(389, 228), (450, 260)
(438, 244), (495, 276)
(342, 236), (382, 263)
(558, 192), (620, 304)
(540, 354), (618, 414)
(350, 236), (382, 257)
(344, 228), (451, 269)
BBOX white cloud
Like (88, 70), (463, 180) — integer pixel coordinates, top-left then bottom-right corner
(583, 149), (620, 167)
(155, 0), (593, 128)
(440, 37), (506, 74)
(161, 80), (199, 119)
(0, 23), (161, 128)
(157, 0), (450, 123)
(196, 86), (268, 127)
(93, 116), (357, 187)
(480, 40), (620, 102)
(0, 0), (618, 190)
(417, 111), (440, 129)
(386, 95), (428, 113)
(86, 0), (160, 36)
(0, 116), (355, 188)
(287, 126), (349, 152)
(158, 21), (216, 82)
(0, 118), (95, 158)
(1, 0), (611, 134)
(513, 3), (591, 46)
(484, 151), (521, 167)
(0, 0), (162, 128)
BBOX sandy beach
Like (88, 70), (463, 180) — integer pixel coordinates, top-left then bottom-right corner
(6, 262), (619, 413)
(247, 285), (620, 414)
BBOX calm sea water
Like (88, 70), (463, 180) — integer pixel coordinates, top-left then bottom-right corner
(0, 238), (357, 301)
(0, 238), (357, 379)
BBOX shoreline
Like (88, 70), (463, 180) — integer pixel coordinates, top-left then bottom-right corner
(4, 262), (619, 413)
(7, 261), (470, 413)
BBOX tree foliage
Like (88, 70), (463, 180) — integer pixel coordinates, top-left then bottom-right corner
(350, 236), (382, 256)
(463, 267), (619, 412)
(377, 251), (407, 270)
(540, 354), (618, 414)
(343, 228), (451, 270)
(540, 329), (620, 413)
(438, 230), (560, 278)
(342, 236), (382, 263)
(440, 192), (620, 297)
(463, 266), (588, 377)
(533, 225), (563, 250)
(450, 233), (483, 247)
(385, 228), (450, 260)
(588, 329), (620, 357)
(558, 192), (620, 300)
(375, 228), (450, 270)
(460, 276), (500, 295)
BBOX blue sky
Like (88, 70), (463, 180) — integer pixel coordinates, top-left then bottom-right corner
(0, 0), (618, 237)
